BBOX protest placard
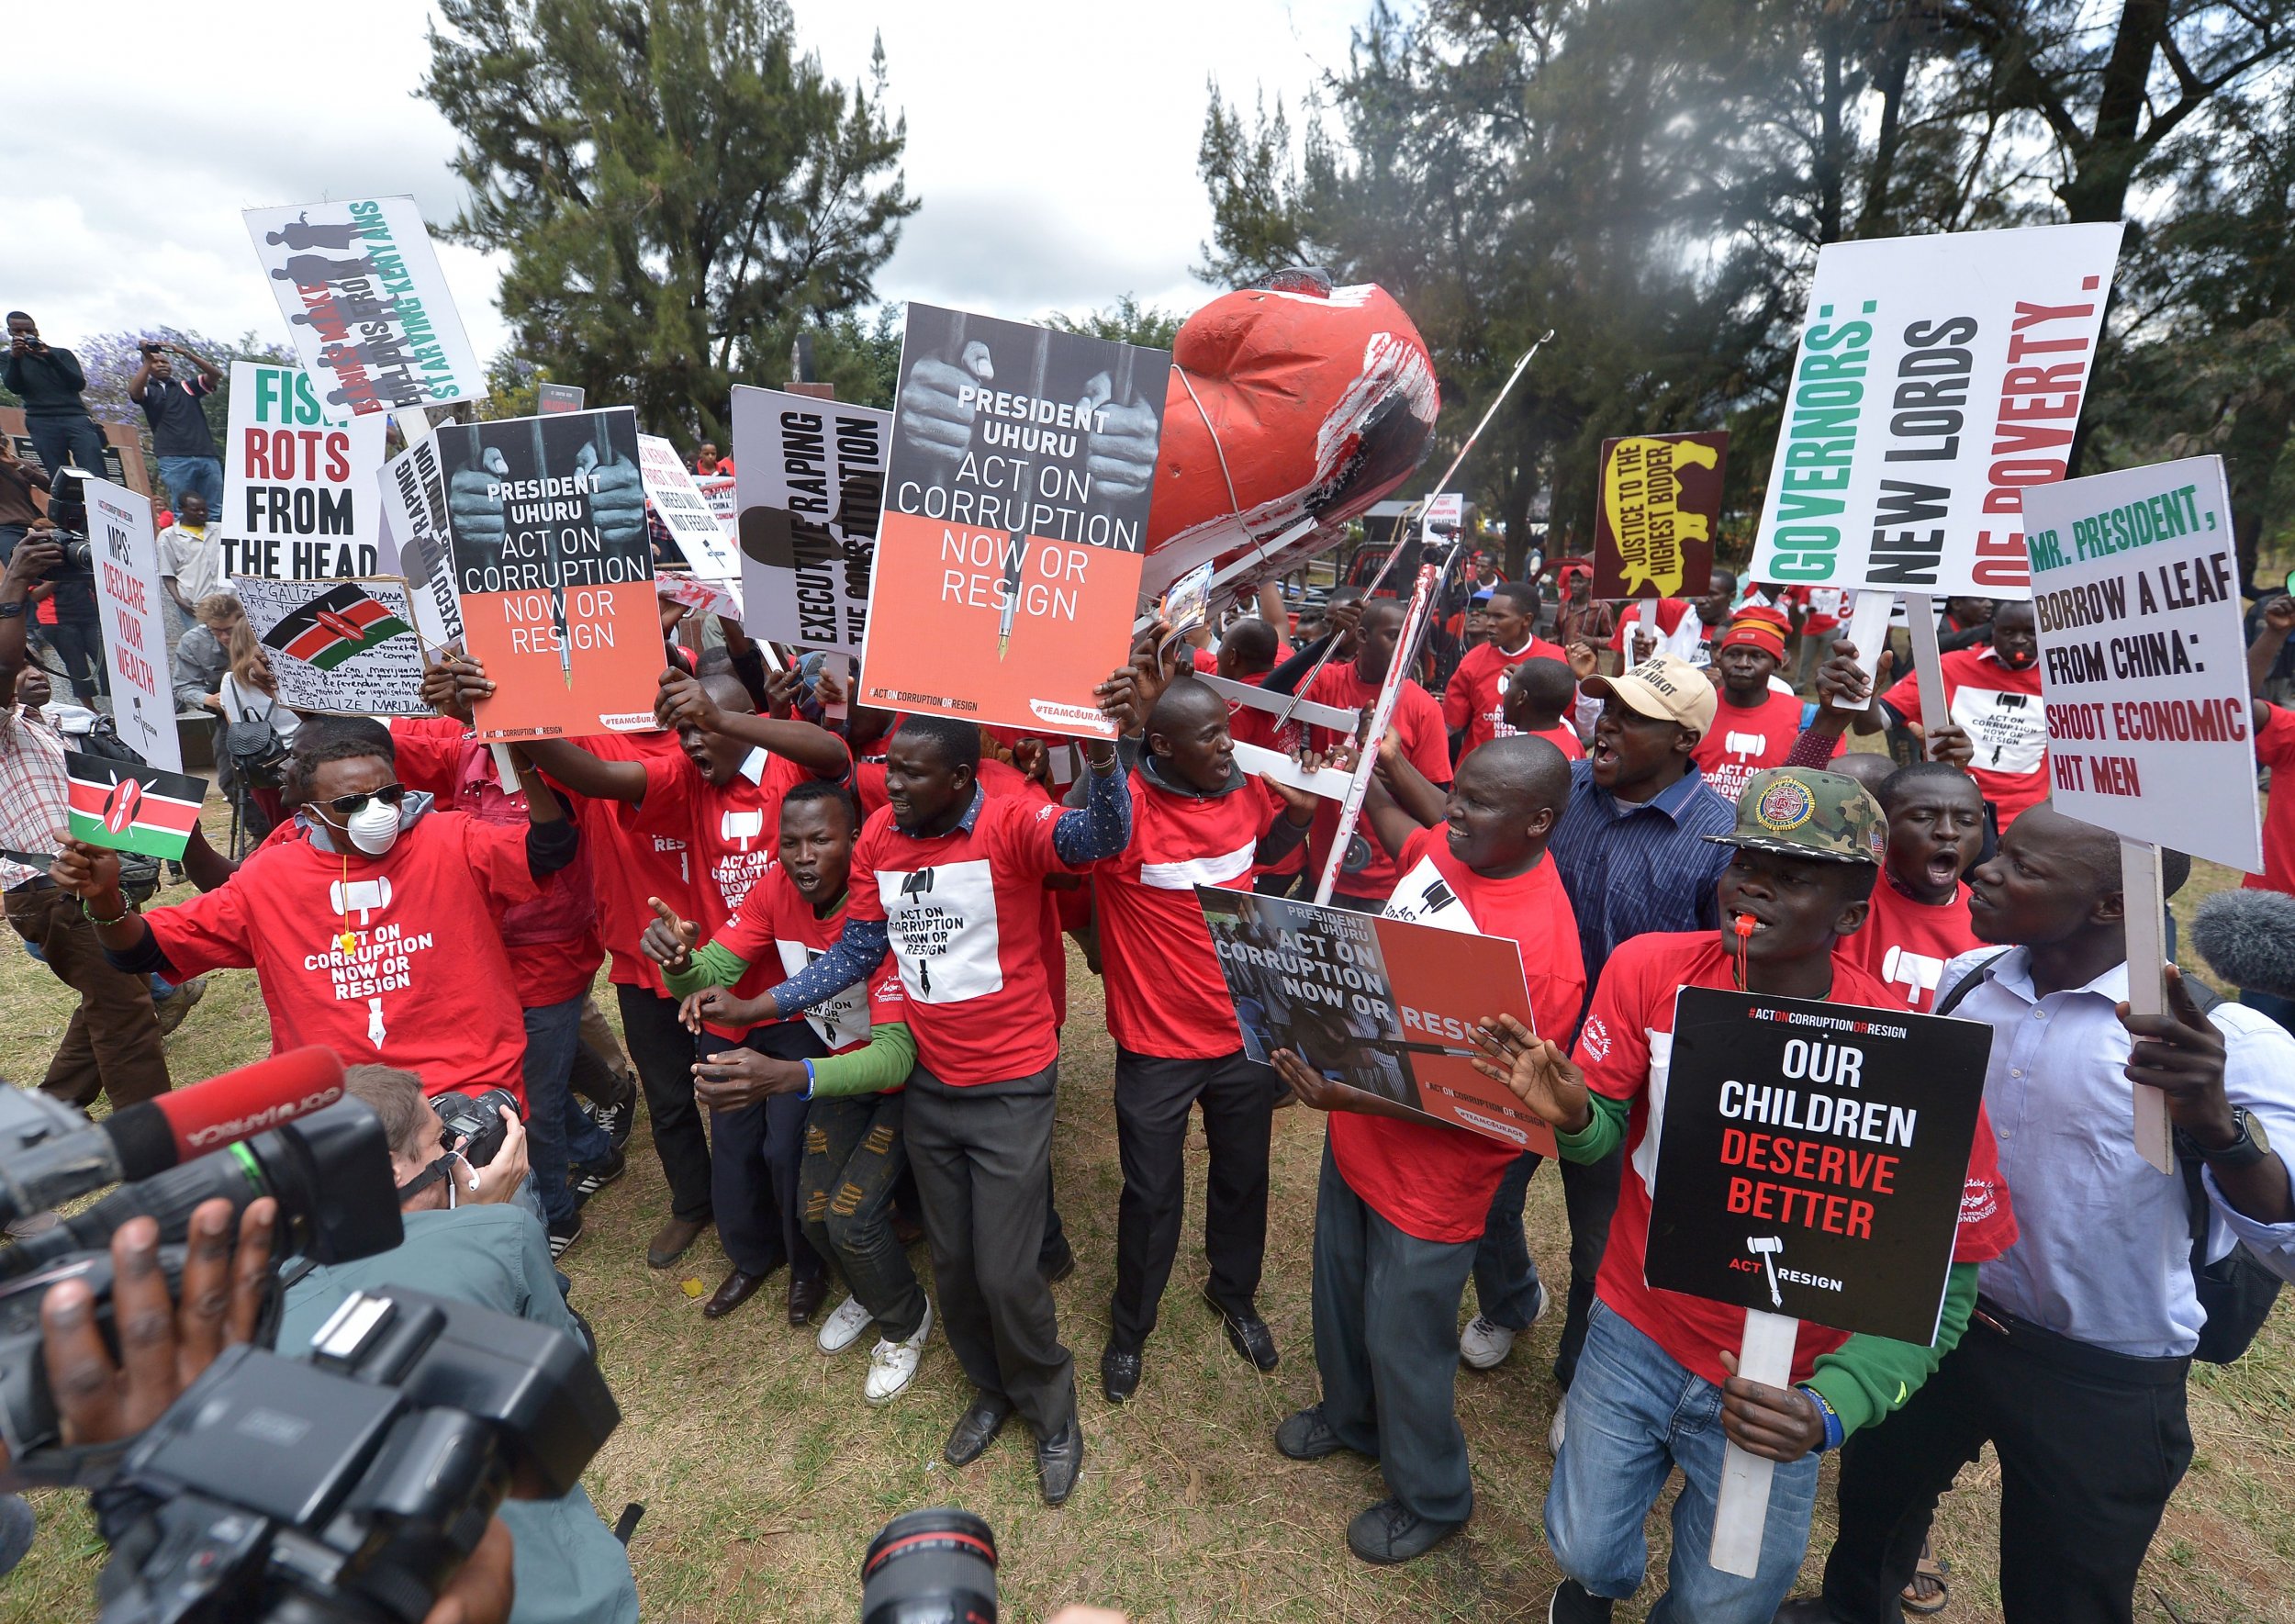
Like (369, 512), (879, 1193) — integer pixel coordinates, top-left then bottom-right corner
(731, 386), (890, 663)
(1592, 431), (1729, 599)
(637, 433), (743, 583)
(216, 362), (386, 580)
(82, 476), (180, 772)
(244, 197), (487, 415)
(64, 754), (206, 861)
(1746, 222), (2124, 599)
(376, 438), (464, 647)
(536, 383), (586, 416)
(1645, 985), (1993, 1343)
(696, 474), (738, 541)
(433, 408), (660, 739)
(858, 307), (1170, 736)
(1198, 886), (1555, 1154)
(2020, 456), (2262, 873)
(235, 576), (429, 717)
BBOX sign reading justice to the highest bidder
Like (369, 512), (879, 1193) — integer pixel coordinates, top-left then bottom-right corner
(1644, 987), (1992, 1344)
(860, 306), (1170, 736)
(1592, 431), (1729, 599)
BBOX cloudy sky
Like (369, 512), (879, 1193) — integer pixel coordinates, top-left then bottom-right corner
(4, 0), (1365, 361)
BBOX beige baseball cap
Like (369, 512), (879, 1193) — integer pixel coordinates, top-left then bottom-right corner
(1582, 654), (1718, 737)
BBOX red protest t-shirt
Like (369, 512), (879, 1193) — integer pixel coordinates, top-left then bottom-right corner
(144, 811), (540, 1105)
(1443, 636), (1569, 761)
(975, 756), (1070, 1028)
(1095, 769), (1277, 1058)
(2251, 703), (2295, 896)
(1574, 932), (2018, 1390)
(1695, 690), (1836, 804)
(1302, 663), (1450, 902)
(707, 861), (907, 1051)
(1842, 880), (1980, 1014)
(1881, 647), (2048, 826)
(1789, 585), (1847, 638)
(846, 790), (1078, 1083)
(1523, 722), (1586, 762)
(574, 730), (695, 996)
(1327, 826), (1586, 1244)
(621, 746), (826, 935)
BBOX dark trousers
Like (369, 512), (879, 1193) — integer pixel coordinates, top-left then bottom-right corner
(711, 1092), (820, 1282)
(1473, 1142), (1623, 1387)
(27, 415), (106, 480)
(1817, 1308), (2192, 1624)
(801, 1092), (926, 1340)
(1310, 1137), (1477, 1524)
(45, 617), (104, 703)
(6, 884), (170, 1109)
(613, 983), (712, 1223)
(903, 1061), (1076, 1441)
(1109, 1046), (1273, 1347)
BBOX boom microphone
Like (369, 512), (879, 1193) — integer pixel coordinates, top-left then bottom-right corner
(0, 1047), (346, 1225)
(2191, 889), (2295, 1002)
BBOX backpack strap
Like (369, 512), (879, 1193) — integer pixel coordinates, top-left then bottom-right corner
(1931, 950), (2015, 1018)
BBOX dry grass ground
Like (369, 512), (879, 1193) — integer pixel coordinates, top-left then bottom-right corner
(1, 794), (2290, 1622)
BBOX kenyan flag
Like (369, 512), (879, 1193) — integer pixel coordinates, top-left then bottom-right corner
(261, 583), (410, 671)
(65, 754), (207, 859)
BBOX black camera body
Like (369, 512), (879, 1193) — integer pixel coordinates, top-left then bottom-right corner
(431, 1088), (520, 1169)
(97, 1286), (620, 1624)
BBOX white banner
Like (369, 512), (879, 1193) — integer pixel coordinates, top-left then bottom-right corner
(244, 197), (487, 415)
(697, 474), (738, 540)
(376, 438), (465, 648)
(637, 434), (743, 582)
(217, 362), (386, 580)
(234, 576), (431, 716)
(1748, 222), (2124, 599)
(730, 386), (889, 660)
(84, 478), (181, 772)
(2020, 455), (2262, 872)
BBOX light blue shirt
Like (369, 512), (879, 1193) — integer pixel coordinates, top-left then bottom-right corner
(1939, 948), (2295, 1358)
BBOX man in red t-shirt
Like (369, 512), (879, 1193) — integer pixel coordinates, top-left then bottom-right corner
(521, 665), (850, 1270)
(1445, 581), (1568, 763)
(1093, 678), (1316, 1403)
(1495, 654), (1586, 760)
(57, 720), (580, 1126)
(1267, 735), (1585, 1566)
(1842, 762), (1985, 1011)
(1696, 605), (1837, 804)
(1611, 568), (1738, 670)
(1471, 767), (2015, 1621)
(748, 704), (1141, 1507)
(1863, 599), (2047, 827)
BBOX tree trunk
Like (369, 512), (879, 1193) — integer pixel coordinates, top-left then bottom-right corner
(2062, 0), (2170, 223)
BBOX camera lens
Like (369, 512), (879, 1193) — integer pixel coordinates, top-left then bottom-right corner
(861, 1508), (996, 1624)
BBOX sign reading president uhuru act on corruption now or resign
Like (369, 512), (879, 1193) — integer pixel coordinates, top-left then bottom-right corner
(860, 306), (1171, 738)
(1746, 223), (2123, 599)
(2020, 456), (2264, 873)
(217, 363), (386, 580)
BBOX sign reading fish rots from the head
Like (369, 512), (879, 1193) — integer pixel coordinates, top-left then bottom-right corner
(859, 305), (1171, 737)
(65, 754), (207, 860)
(1593, 432), (1729, 599)
(1745, 223), (2123, 600)
(433, 408), (661, 740)
(1644, 986), (1992, 1345)
(218, 362), (386, 581)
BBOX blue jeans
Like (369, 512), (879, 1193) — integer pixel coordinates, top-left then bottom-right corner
(1546, 1299), (1819, 1621)
(157, 455), (223, 514)
(26, 415), (106, 479)
(522, 995), (613, 1225)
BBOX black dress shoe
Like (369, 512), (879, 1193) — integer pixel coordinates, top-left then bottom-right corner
(1346, 1496), (1462, 1564)
(1039, 1244), (1076, 1284)
(1036, 1418), (1084, 1506)
(1203, 1287), (1279, 1371)
(702, 1269), (769, 1319)
(787, 1271), (828, 1327)
(1100, 1342), (1142, 1403)
(1274, 1405), (1347, 1461)
(944, 1395), (1013, 1466)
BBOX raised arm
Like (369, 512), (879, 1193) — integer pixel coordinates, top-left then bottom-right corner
(655, 668), (849, 778)
(2250, 596), (2293, 693)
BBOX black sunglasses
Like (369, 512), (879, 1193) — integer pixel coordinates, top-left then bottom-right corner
(320, 783), (409, 818)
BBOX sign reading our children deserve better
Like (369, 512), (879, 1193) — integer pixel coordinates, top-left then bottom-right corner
(1746, 222), (2124, 599)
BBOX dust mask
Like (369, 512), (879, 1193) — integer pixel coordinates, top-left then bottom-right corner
(345, 799), (403, 856)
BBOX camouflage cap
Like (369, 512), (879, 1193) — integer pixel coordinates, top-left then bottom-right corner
(1703, 767), (1886, 866)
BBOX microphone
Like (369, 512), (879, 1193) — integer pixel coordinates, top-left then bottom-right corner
(0, 1048), (346, 1225)
(2191, 889), (2295, 1002)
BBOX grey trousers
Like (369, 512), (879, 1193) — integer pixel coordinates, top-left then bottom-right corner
(903, 1061), (1076, 1441)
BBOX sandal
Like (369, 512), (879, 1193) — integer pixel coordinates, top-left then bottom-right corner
(1900, 1539), (1950, 1616)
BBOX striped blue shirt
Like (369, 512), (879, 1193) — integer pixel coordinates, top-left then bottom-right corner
(1548, 758), (1736, 1025)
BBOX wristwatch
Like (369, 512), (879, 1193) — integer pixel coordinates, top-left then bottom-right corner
(2201, 1106), (2273, 1172)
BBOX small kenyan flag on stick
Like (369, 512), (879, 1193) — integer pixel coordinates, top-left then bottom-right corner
(65, 754), (207, 860)
(262, 582), (411, 671)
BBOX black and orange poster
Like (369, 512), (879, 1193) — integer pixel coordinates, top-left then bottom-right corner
(1591, 431), (1729, 599)
(434, 407), (661, 739)
(861, 305), (1170, 738)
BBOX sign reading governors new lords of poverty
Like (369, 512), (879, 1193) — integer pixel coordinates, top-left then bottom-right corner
(1746, 222), (2124, 600)
(217, 362), (386, 580)
(860, 306), (1171, 737)
(244, 197), (487, 416)
(1644, 986), (1992, 1345)
(2020, 455), (2264, 873)
(1592, 431), (1730, 599)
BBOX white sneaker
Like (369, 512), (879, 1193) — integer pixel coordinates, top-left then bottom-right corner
(816, 1294), (874, 1355)
(1529, 1280), (1552, 1323)
(864, 1302), (934, 1406)
(1548, 1398), (1567, 1455)
(1460, 1314), (1518, 1371)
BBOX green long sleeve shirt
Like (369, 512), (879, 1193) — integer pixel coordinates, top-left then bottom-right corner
(1553, 1090), (1980, 1440)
